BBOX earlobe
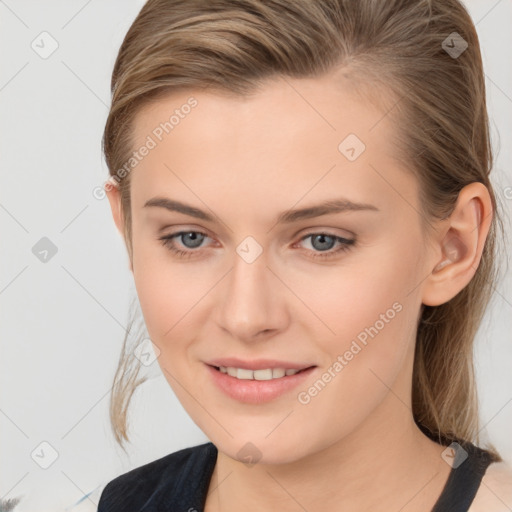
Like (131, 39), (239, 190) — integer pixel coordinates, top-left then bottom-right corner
(422, 182), (492, 307)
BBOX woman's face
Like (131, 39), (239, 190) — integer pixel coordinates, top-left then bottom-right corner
(117, 73), (439, 464)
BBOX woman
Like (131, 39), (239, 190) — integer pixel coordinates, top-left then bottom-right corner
(98, 0), (512, 510)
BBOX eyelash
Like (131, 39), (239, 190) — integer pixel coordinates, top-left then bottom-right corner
(158, 230), (355, 261)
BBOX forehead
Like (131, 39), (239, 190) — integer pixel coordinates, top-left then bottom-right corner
(132, 72), (393, 153)
(128, 73), (416, 221)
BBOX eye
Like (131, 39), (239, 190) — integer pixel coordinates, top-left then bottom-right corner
(158, 230), (356, 260)
(158, 230), (211, 259)
(295, 232), (355, 260)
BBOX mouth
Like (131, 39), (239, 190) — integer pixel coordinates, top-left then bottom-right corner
(205, 363), (317, 404)
(208, 364), (315, 380)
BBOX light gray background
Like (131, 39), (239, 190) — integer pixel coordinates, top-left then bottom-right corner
(1, 1), (511, 510)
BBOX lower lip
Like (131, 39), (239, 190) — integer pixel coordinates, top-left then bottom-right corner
(205, 364), (316, 404)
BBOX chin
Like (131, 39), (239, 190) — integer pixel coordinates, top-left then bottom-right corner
(214, 434), (313, 467)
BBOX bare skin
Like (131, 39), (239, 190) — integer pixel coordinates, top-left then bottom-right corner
(106, 69), (511, 511)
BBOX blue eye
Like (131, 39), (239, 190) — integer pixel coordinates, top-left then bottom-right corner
(159, 231), (210, 259)
(158, 231), (355, 260)
(298, 233), (355, 260)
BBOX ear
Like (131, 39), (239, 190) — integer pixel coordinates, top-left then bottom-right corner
(421, 182), (493, 306)
(105, 182), (133, 272)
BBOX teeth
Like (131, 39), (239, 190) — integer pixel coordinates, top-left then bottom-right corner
(219, 366), (302, 380)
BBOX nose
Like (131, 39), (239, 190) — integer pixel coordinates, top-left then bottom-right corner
(216, 246), (289, 342)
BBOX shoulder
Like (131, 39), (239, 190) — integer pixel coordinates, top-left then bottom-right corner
(469, 461), (512, 512)
(97, 442), (215, 512)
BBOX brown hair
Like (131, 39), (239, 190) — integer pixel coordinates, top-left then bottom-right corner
(102, 0), (506, 458)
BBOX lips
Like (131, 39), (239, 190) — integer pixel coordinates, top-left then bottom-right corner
(205, 357), (316, 371)
(205, 363), (317, 404)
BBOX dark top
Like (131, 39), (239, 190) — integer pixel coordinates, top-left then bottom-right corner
(97, 439), (496, 511)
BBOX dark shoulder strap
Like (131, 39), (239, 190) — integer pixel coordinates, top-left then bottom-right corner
(431, 440), (497, 512)
(97, 442), (217, 512)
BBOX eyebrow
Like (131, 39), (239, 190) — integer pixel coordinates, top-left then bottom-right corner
(143, 197), (379, 224)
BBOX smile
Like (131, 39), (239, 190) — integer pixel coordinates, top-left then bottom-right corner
(206, 364), (317, 404)
(213, 365), (307, 380)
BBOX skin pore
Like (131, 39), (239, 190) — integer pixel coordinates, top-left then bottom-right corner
(106, 69), (493, 511)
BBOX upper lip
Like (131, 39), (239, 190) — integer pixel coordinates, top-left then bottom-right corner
(205, 357), (316, 371)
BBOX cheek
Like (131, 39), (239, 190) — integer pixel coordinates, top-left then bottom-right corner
(290, 240), (421, 389)
(292, 240), (417, 329)
(291, 275), (416, 447)
(131, 233), (210, 352)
